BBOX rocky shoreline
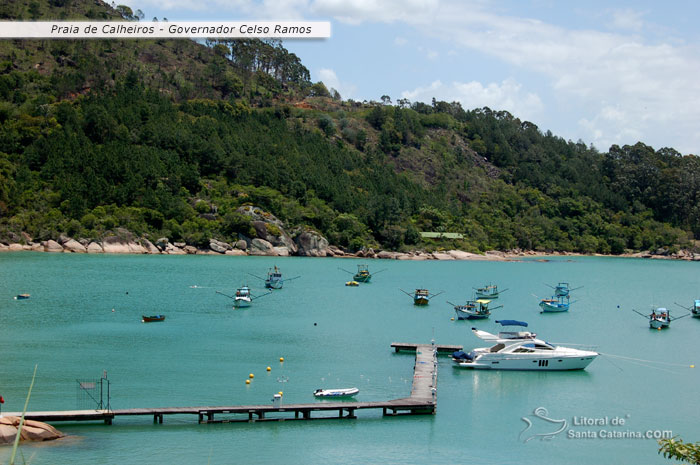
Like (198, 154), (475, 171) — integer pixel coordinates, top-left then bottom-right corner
(1, 236), (698, 262)
(2, 205), (698, 261)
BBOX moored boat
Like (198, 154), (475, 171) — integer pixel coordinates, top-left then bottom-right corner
(345, 281), (359, 287)
(451, 299), (502, 320)
(339, 265), (386, 284)
(14, 294), (30, 300)
(402, 288), (444, 305)
(142, 315), (165, 322)
(632, 307), (689, 329)
(474, 284), (507, 299)
(313, 387), (359, 398)
(539, 296), (570, 313)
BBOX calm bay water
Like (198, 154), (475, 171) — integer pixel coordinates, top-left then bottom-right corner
(0, 252), (699, 464)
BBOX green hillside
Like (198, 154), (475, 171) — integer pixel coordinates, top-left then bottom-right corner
(0, 0), (697, 255)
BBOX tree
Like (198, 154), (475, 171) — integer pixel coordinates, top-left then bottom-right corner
(658, 437), (700, 464)
(380, 95), (391, 105)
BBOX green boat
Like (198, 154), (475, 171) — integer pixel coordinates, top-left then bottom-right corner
(339, 264), (386, 284)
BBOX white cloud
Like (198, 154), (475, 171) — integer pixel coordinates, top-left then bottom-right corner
(318, 68), (357, 99)
(608, 8), (646, 32)
(309, 0), (439, 25)
(402, 78), (543, 123)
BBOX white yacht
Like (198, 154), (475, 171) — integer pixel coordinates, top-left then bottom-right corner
(452, 320), (597, 371)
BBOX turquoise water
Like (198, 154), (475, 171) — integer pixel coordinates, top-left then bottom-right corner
(0, 253), (699, 464)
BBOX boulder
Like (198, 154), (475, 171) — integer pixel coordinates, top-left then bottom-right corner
(376, 250), (397, 259)
(225, 249), (247, 256)
(21, 232), (32, 244)
(295, 231), (329, 257)
(234, 239), (247, 250)
(141, 239), (160, 254)
(237, 206), (298, 254)
(248, 238), (276, 256)
(0, 417), (63, 444)
(45, 240), (63, 252)
(8, 243), (23, 251)
(155, 237), (169, 250)
(57, 234), (71, 245)
(173, 242), (186, 248)
(431, 252), (454, 260)
(31, 243), (43, 251)
(328, 246), (345, 256)
(86, 242), (104, 253)
(273, 246), (291, 256)
(183, 245), (198, 254)
(63, 239), (87, 253)
(165, 243), (186, 255)
(209, 239), (232, 254)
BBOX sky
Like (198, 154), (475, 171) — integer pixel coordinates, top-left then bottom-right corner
(122, 0), (700, 155)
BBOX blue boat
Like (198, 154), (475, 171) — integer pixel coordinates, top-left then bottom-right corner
(539, 295), (570, 313)
(545, 282), (583, 298)
(14, 294), (30, 300)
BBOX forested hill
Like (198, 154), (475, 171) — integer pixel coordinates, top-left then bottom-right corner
(0, 0), (698, 256)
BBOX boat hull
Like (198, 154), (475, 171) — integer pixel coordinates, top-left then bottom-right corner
(265, 280), (283, 289)
(540, 302), (569, 312)
(649, 319), (669, 329)
(142, 315), (165, 323)
(353, 275), (371, 283)
(414, 297), (429, 306)
(455, 308), (489, 320)
(454, 354), (597, 370)
(314, 388), (359, 398)
(234, 298), (252, 308)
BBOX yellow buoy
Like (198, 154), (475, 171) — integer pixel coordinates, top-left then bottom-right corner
(691, 365), (695, 368)
(245, 379), (250, 384)
(450, 317), (454, 321)
(278, 391), (283, 396)
(279, 357), (284, 362)
(266, 366), (271, 372)
(249, 373), (255, 379)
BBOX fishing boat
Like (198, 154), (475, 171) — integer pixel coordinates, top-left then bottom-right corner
(401, 288), (444, 306)
(474, 284), (507, 299)
(142, 315), (165, 323)
(14, 294), (30, 300)
(338, 264), (386, 284)
(674, 300), (700, 318)
(452, 321), (597, 370)
(345, 281), (359, 287)
(216, 286), (272, 308)
(450, 299), (502, 320)
(545, 282), (583, 298)
(313, 387), (359, 398)
(248, 266), (301, 290)
(233, 286), (253, 308)
(633, 307), (689, 329)
(539, 295), (570, 313)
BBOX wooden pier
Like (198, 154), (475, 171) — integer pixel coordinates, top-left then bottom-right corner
(4, 343), (460, 425)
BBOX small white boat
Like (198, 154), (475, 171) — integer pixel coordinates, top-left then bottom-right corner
(452, 320), (597, 371)
(539, 296), (570, 313)
(313, 387), (359, 398)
